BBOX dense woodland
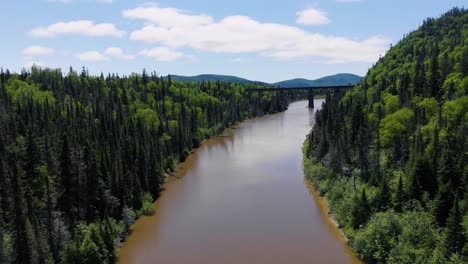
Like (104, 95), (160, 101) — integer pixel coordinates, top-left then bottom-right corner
(0, 67), (288, 263)
(304, 8), (467, 263)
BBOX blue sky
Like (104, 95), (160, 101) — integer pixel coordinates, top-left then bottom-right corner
(1, 0), (465, 82)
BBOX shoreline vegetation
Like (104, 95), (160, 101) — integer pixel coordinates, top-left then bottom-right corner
(302, 8), (467, 264)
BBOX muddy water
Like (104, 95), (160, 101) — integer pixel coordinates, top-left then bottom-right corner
(118, 100), (361, 264)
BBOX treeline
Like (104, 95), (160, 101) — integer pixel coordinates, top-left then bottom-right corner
(304, 8), (467, 264)
(0, 67), (288, 263)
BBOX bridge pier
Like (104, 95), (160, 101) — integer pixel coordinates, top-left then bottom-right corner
(307, 90), (314, 108)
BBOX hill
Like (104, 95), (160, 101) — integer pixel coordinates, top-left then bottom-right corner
(164, 73), (362, 87)
(166, 74), (263, 84)
(304, 7), (467, 264)
(273, 73), (363, 87)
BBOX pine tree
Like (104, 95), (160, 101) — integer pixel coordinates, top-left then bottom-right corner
(83, 144), (100, 223)
(58, 134), (75, 224)
(394, 175), (405, 213)
(444, 196), (465, 256)
(351, 189), (371, 229)
(375, 177), (391, 211)
(428, 47), (441, 99)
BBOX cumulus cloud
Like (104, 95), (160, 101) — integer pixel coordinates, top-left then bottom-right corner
(76, 51), (108, 61)
(139, 47), (184, 62)
(123, 4), (388, 63)
(296, 8), (330, 25)
(23, 45), (55, 56)
(104, 47), (134, 60)
(123, 3), (213, 28)
(29, 20), (125, 38)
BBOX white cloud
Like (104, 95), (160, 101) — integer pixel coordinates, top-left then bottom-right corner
(23, 61), (48, 68)
(263, 35), (388, 64)
(23, 45), (55, 56)
(97, 0), (114, 3)
(123, 3), (213, 28)
(124, 4), (388, 64)
(104, 47), (134, 60)
(29, 20), (125, 38)
(76, 51), (108, 61)
(139, 47), (184, 62)
(296, 8), (331, 25)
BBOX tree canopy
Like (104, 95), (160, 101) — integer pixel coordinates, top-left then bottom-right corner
(304, 7), (468, 263)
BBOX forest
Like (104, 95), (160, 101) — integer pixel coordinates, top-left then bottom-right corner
(303, 8), (467, 264)
(0, 67), (288, 263)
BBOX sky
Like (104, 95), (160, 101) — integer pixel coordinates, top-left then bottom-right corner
(0, 0), (465, 83)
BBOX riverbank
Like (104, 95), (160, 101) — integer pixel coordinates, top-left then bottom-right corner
(303, 173), (363, 264)
(302, 151), (363, 263)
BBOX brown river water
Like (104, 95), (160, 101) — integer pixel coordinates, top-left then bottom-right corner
(118, 100), (361, 264)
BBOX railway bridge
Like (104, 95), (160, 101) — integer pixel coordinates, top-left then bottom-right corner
(247, 85), (355, 108)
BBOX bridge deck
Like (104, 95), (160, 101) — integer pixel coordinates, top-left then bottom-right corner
(246, 85), (355, 92)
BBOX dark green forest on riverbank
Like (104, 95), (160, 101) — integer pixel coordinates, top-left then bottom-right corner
(0, 68), (287, 263)
(304, 8), (467, 264)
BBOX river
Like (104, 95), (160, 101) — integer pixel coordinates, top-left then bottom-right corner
(118, 100), (361, 264)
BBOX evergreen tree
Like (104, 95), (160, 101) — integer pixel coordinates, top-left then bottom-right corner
(444, 196), (465, 256)
(394, 175), (404, 213)
(351, 189), (371, 229)
(58, 134), (75, 224)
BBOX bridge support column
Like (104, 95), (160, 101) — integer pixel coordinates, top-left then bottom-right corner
(308, 90), (314, 108)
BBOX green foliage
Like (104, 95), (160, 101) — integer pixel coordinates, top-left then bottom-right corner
(6, 78), (56, 106)
(0, 66), (287, 264)
(134, 108), (160, 129)
(353, 211), (438, 264)
(383, 93), (400, 114)
(60, 220), (124, 264)
(387, 211), (438, 264)
(380, 107), (414, 147)
(351, 189), (371, 229)
(353, 212), (401, 263)
(444, 197), (466, 256)
(303, 8), (468, 263)
(136, 192), (155, 217)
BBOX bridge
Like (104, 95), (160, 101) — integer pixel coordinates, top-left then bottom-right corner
(246, 85), (355, 108)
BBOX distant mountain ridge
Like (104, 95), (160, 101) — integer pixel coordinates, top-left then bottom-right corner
(167, 74), (261, 84)
(274, 73), (363, 87)
(165, 73), (363, 87)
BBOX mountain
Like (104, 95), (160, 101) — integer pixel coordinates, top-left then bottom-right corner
(303, 7), (467, 264)
(273, 73), (363, 87)
(167, 74), (264, 84)
(165, 73), (363, 87)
